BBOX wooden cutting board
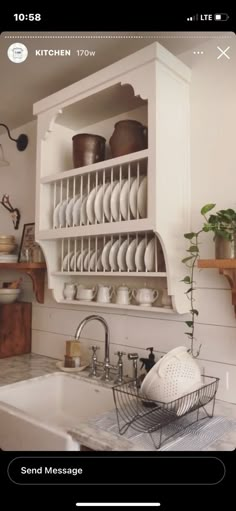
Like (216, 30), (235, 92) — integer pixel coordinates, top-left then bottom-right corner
(0, 302), (31, 358)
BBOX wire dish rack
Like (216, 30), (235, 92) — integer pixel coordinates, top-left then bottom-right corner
(112, 375), (220, 449)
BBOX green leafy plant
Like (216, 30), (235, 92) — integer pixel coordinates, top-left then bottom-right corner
(182, 203), (236, 357)
(201, 208), (236, 241)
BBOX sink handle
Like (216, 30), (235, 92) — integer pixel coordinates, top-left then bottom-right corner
(89, 345), (100, 378)
(114, 351), (125, 384)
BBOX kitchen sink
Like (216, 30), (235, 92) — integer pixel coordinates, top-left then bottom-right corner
(0, 372), (115, 450)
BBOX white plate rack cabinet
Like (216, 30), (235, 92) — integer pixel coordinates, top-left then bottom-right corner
(34, 42), (191, 314)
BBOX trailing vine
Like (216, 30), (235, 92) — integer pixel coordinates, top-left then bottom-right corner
(182, 203), (216, 358)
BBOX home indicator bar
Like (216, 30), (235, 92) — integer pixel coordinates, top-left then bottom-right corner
(75, 504), (161, 508)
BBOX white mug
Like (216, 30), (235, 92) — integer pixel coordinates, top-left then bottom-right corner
(115, 285), (132, 305)
(63, 283), (76, 300)
(96, 285), (114, 303)
(132, 287), (159, 306)
(76, 285), (97, 301)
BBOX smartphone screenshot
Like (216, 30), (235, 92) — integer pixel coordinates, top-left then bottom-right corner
(0, 7), (235, 510)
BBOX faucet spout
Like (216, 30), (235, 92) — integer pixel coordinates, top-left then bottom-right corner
(74, 315), (110, 380)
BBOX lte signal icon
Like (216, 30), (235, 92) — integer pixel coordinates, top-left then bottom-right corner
(187, 14), (199, 21)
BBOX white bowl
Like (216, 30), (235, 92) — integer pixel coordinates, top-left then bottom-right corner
(0, 289), (21, 304)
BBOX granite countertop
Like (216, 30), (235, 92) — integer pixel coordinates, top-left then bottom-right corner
(0, 353), (235, 451)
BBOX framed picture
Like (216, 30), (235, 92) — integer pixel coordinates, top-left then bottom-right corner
(18, 223), (36, 263)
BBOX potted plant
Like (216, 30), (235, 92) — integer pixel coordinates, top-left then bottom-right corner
(201, 207), (236, 259)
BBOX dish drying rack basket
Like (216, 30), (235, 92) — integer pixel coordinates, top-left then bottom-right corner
(112, 375), (220, 449)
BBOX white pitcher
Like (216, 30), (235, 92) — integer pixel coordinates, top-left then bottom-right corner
(96, 285), (114, 303)
(63, 283), (76, 300)
(115, 285), (132, 305)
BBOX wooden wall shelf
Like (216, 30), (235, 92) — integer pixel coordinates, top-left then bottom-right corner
(0, 263), (46, 304)
(198, 259), (236, 316)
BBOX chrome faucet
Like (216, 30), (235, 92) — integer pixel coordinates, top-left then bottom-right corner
(74, 315), (111, 381)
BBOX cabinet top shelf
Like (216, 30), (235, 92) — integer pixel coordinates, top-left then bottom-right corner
(40, 149), (148, 184)
(198, 259), (236, 269)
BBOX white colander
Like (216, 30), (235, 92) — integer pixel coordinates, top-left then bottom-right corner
(140, 346), (202, 403)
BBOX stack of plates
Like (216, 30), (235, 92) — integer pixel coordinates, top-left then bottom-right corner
(0, 254), (18, 263)
(0, 235), (16, 255)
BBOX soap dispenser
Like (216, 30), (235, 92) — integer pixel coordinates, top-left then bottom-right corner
(140, 347), (156, 374)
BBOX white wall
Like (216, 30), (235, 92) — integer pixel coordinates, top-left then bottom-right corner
(1, 38), (236, 403)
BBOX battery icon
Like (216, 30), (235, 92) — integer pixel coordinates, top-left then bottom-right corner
(214, 13), (229, 21)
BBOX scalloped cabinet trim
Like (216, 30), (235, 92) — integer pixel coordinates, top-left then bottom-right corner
(34, 42), (191, 314)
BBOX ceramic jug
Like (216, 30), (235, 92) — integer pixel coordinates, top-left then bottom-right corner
(109, 120), (148, 158)
(63, 283), (76, 300)
(132, 287), (159, 306)
(115, 285), (132, 305)
(72, 133), (106, 168)
(96, 285), (114, 303)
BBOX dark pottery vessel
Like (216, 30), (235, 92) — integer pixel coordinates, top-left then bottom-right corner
(72, 133), (106, 168)
(109, 120), (148, 158)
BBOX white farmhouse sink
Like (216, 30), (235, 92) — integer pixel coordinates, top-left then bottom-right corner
(0, 372), (115, 451)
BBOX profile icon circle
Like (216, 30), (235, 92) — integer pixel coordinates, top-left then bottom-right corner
(7, 43), (28, 63)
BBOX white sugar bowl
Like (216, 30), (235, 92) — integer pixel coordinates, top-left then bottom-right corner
(115, 285), (132, 305)
(132, 287), (159, 306)
(76, 285), (97, 301)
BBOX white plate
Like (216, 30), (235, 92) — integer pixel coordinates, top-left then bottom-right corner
(129, 176), (145, 218)
(66, 196), (78, 227)
(0, 254), (18, 260)
(80, 195), (88, 225)
(125, 238), (138, 271)
(72, 195), (84, 226)
(137, 176), (147, 218)
(108, 239), (120, 271)
(110, 180), (126, 221)
(62, 252), (74, 271)
(144, 238), (156, 272)
(96, 252), (103, 271)
(83, 250), (94, 271)
(103, 181), (118, 221)
(76, 249), (88, 271)
(70, 251), (80, 271)
(88, 250), (100, 271)
(56, 361), (89, 373)
(101, 240), (113, 271)
(59, 199), (69, 228)
(94, 183), (109, 223)
(86, 187), (97, 224)
(117, 239), (129, 271)
(53, 201), (62, 229)
(135, 239), (147, 271)
(120, 178), (135, 220)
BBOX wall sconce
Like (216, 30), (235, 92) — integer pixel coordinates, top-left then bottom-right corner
(0, 123), (28, 152)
